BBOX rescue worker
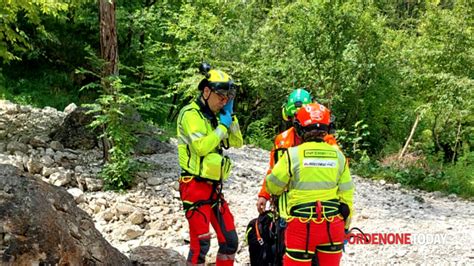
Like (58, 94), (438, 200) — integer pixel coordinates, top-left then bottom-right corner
(177, 63), (243, 266)
(265, 103), (354, 265)
(256, 89), (337, 214)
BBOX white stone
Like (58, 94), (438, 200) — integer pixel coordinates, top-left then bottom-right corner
(64, 103), (77, 114)
(85, 177), (103, 191)
(147, 177), (161, 186)
(41, 166), (56, 177)
(50, 172), (70, 187)
(119, 225), (144, 241)
(67, 188), (85, 203)
(115, 203), (135, 215)
(101, 210), (115, 222)
(127, 210), (145, 225)
(40, 155), (55, 167)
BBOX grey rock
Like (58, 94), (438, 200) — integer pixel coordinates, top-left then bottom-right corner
(26, 157), (43, 174)
(85, 177), (103, 191)
(29, 135), (49, 148)
(147, 177), (161, 186)
(49, 107), (99, 150)
(6, 141), (28, 154)
(40, 155), (55, 167)
(0, 164), (130, 265)
(50, 140), (64, 151)
(129, 246), (186, 265)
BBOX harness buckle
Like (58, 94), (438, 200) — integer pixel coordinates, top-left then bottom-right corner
(258, 238), (264, 246)
(179, 176), (194, 183)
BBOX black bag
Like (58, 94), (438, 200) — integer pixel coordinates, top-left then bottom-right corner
(246, 211), (285, 266)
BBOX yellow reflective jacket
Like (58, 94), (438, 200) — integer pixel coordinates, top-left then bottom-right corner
(177, 101), (243, 180)
(265, 141), (354, 228)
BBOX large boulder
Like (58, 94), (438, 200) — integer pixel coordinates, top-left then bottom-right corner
(50, 107), (99, 150)
(0, 164), (130, 265)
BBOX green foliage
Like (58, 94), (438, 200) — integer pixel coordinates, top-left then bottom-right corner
(0, 0), (97, 109)
(0, 68), (83, 109)
(0, 0), (472, 197)
(394, 1), (474, 162)
(0, 0), (71, 62)
(336, 120), (370, 161)
(358, 158), (474, 199)
(155, 121), (177, 142)
(245, 117), (274, 151)
(84, 77), (149, 190)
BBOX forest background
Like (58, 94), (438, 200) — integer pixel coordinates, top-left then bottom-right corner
(1, 0), (472, 197)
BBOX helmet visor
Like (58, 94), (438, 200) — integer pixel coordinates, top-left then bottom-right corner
(210, 82), (237, 99)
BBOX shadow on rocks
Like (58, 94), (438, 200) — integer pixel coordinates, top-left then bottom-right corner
(129, 246), (186, 265)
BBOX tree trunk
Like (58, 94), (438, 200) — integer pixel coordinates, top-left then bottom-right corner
(451, 122), (462, 163)
(100, 0), (118, 79)
(99, 0), (118, 162)
(399, 113), (420, 160)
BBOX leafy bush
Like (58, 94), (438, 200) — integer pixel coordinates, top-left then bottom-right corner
(155, 121), (176, 142)
(336, 120), (370, 161)
(355, 152), (474, 199)
(85, 77), (149, 190)
(0, 68), (84, 109)
(245, 117), (274, 150)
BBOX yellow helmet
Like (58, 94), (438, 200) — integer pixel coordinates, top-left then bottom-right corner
(208, 69), (231, 83)
(198, 64), (236, 99)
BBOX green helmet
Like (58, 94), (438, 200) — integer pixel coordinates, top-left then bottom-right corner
(282, 88), (313, 121)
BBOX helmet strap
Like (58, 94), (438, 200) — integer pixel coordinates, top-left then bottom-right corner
(198, 90), (216, 120)
(200, 91), (211, 109)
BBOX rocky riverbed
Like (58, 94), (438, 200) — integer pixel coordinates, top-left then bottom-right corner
(1, 100), (473, 265)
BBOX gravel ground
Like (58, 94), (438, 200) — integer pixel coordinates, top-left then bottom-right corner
(83, 142), (474, 265)
(2, 100), (471, 265)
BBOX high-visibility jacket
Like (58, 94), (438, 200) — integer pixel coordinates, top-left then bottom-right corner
(265, 141), (354, 228)
(177, 100), (243, 179)
(258, 127), (338, 199)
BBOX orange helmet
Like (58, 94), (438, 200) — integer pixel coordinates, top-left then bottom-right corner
(294, 103), (331, 136)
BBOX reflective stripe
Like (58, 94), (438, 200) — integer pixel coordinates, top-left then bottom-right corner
(178, 136), (191, 145)
(267, 173), (287, 189)
(179, 127), (191, 145)
(317, 249), (343, 254)
(229, 121), (240, 133)
(285, 248), (314, 262)
(286, 253), (311, 262)
(338, 180), (354, 191)
(286, 248), (315, 255)
(289, 147), (300, 188)
(336, 149), (345, 181)
(294, 181), (337, 190)
(197, 232), (212, 239)
(216, 253), (235, 260)
(215, 126), (226, 140)
(190, 132), (205, 141)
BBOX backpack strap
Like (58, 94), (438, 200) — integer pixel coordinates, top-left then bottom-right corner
(255, 219), (264, 246)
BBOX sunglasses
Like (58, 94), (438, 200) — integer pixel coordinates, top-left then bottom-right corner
(209, 82), (237, 99)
